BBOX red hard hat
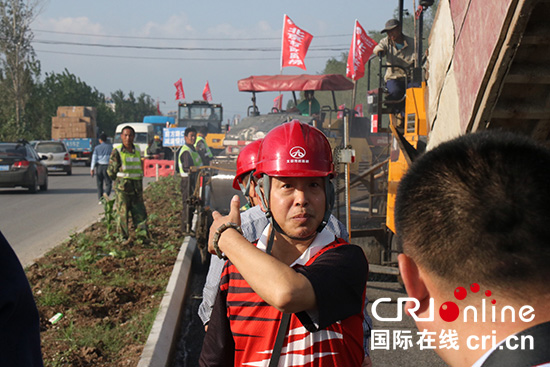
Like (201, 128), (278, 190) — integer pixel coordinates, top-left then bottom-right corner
(232, 139), (263, 190)
(255, 120), (333, 178)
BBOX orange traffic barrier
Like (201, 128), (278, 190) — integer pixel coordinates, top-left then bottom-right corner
(144, 159), (175, 177)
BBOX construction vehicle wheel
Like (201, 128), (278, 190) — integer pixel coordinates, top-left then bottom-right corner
(196, 208), (213, 263)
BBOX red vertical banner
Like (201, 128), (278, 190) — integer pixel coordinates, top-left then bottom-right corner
(346, 20), (377, 80)
(281, 15), (313, 70)
(156, 101), (162, 115)
(202, 81), (213, 102)
(273, 94), (283, 111)
(174, 78), (185, 100)
(354, 104), (364, 117)
(371, 114), (379, 133)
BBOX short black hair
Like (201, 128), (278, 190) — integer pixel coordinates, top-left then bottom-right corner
(121, 126), (135, 135)
(99, 133), (107, 142)
(185, 127), (197, 137)
(198, 126), (208, 135)
(395, 131), (550, 297)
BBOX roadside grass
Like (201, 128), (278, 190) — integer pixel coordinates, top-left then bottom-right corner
(27, 175), (184, 366)
(36, 286), (71, 307)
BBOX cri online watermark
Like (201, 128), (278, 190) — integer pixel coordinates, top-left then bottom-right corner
(369, 283), (536, 351)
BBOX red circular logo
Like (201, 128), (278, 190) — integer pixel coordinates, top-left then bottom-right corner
(289, 146), (306, 159)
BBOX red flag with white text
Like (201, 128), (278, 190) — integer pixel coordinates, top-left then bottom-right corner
(346, 20), (377, 80)
(281, 15), (313, 70)
(202, 81), (213, 102)
(273, 94), (283, 111)
(354, 104), (364, 117)
(174, 78), (185, 100)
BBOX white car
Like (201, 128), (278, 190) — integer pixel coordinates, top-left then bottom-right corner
(33, 141), (72, 175)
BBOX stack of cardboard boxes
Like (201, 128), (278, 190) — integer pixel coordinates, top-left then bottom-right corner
(51, 106), (97, 139)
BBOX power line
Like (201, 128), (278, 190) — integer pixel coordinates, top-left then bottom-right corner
(31, 38), (348, 52)
(34, 49), (344, 61)
(33, 29), (350, 41)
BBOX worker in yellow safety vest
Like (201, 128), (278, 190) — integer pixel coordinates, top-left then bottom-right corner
(194, 126), (214, 165)
(107, 125), (149, 244)
(178, 127), (203, 234)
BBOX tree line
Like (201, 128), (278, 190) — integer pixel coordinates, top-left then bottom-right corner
(0, 0), (157, 142)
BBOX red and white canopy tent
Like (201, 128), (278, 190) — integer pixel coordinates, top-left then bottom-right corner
(237, 74), (354, 113)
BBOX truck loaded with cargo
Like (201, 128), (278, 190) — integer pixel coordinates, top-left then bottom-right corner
(51, 106), (98, 166)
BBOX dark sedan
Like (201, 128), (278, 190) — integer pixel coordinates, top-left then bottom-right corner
(0, 140), (48, 193)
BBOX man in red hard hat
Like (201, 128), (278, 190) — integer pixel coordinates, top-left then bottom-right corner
(198, 137), (351, 334)
(200, 120), (368, 366)
(232, 138), (263, 210)
(198, 139), (266, 330)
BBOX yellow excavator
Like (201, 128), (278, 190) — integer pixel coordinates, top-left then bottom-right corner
(374, 0), (550, 268)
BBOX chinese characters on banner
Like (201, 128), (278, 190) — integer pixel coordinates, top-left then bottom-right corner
(281, 15), (313, 70)
(174, 78), (185, 100)
(202, 81), (213, 102)
(346, 20), (377, 81)
(273, 94), (283, 111)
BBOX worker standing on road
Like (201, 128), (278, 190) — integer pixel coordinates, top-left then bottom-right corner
(194, 126), (214, 166)
(195, 126), (214, 208)
(373, 19), (415, 115)
(200, 121), (368, 366)
(395, 132), (550, 367)
(107, 125), (149, 244)
(178, 127), (203, 234)
(91, 133), (113, 204)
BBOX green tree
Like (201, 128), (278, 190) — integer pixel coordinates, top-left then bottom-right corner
(0, 0), (41, 137)
(110, 90), (156, 125)
(309, 53), (372, 116)
(27, 69), (117, 139)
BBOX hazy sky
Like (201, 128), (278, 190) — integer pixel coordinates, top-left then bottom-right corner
(33, 0), (411, 121)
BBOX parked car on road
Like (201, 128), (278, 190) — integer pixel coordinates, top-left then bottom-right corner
(0, 140), (48, 193)
(33, 140), (72, 175)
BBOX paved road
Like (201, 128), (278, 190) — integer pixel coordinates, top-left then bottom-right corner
(0, 165), (107, 267)
(0, 164), (159, 267)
